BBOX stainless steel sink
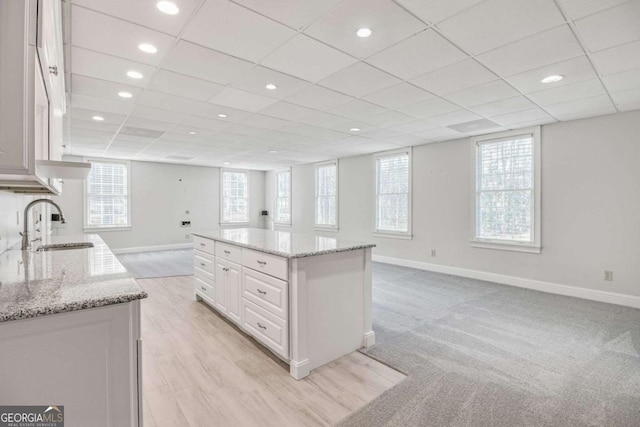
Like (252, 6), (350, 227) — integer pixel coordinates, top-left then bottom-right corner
(37, 242), (95, 251)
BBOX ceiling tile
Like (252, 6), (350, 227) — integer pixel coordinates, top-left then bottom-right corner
(129, 105), (186, 124)
(557, 0), (629, 20)
(193, 103), (254, 122)
(72, 0), (199, 36)
(179, 115), (231, 132)
(71, 47), (157, 87)
(410, 59), (497, 95)
(362, 83), (435, 109)
(610, 88), (640, 111)
(446, 80), (520, 107)
(261, 34), (357, 82)
(161, 41), (254, 85)
(231, 0), (343, 29)
(182, 0), (296, 63)
(491, 108), (554, 126)
(285, 85), (354, 111)
(362, 110), (414, 127)
(528, 79), (607, 106)
(477, 26), (584, 77)
(229, 66), (311, 99)
(71, 74), (143, 101)
(437, 0), (565, 55)
(332, 121), (378, 134)
(506, 56), (598, 93)
(304, 0), (426, 59)
(318, 62), (401, 98)
(359, 128), (406, 140)
(136, 90), (199, 114)
(210, 87), (278, 112)
(413, 127), (462, 141)
(295, 111), (351, 128)
(471, 96), (538, 117)
(545, 95), (617, 120)
(366, 29), (467, 79)
(603, 68), (640, 92)
(149, 70), (225, 101)
(238, 114), (295, 130)
(398, 97), (461, 118)
(70, 116), (122, 133)
(122, 116), (175, 132)
(71, 6), (175, 66)
(70, 107), (128, 125)
(426, 109), (483, 127)
(325, 99), (387, 119)
(386, 119), (440, 134)
(71, 93), (134, 116)
(387, 134), (431, 146)
(260, 101), (319, 122)
(574, 1), (640, 52)
(591, 40), (640, 75)
(394, 0), (484, 24)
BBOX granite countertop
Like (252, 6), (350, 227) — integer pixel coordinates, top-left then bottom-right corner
(192, 228), (375, 258)
(0, 234), (147, 323)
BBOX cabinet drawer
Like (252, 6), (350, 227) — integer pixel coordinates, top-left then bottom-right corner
(242, 268), (288, 320)
(215, 242), (242, 264)
(193, 236), (215, 255)
(242, 249), (288, 281)
(242, 299), (288, 359)
(194, 268), (215, 287)
(194, 251), (215, 279)
(195, 277), (214, 302)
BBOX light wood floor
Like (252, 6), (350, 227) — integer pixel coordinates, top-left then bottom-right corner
(139, 276), (405, 427)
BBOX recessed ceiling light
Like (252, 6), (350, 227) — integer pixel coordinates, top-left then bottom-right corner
(541, 75), (564, 83)
(268, 150), (278, 154)
(118, 91), (133, 98)
(126, 70), (143, 79)
(188, 131), (197, 135)
(138, 43), (158, 54)
(92, 116), (104, 121)
(357, 28), (372, 38)
(223, 162), (231, 165)
(218, 113), (228, 118)
(156, 1), (179, 15)
(265, 83), (277, 90)
(350, 127), (361, 132)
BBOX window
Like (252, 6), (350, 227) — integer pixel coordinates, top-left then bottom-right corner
(314, 161), (338, 229)
(85, 160), (130, 229)
(221, 169), (249, 224)
(473, 127), (541, 252)
(375, 149), (411, 237)
(274, 169), (291, 225)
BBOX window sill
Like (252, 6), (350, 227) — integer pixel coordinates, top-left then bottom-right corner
(373, 232), (413, 240)
(84, 226), (132, 233)
(471, 240), (541, 254)
(273, 223), (292, 228)
(219, 222), (250, 228)
(314, 226), (339, 233)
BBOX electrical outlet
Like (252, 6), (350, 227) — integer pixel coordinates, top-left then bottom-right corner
(431, 249), (436, 257)
(180, 220), (191, 227)
(604, 270), (614, 281)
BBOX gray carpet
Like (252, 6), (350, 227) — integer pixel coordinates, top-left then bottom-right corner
(116, 249), (193, 278)
(339, 262), (640, 427)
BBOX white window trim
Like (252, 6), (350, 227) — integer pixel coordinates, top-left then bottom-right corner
(470, 127), (541, 253)
(83, 158), (132, 232)
(314, 159), (339, 232)
(373, 147), (413, 239)
(220, 168), (251, 227)
(273, 168), (292, 227)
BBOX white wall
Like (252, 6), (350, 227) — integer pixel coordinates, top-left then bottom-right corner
(265, 111), (640, 297)
(0, 192), (30, 253)
(55, 158), (265, 250)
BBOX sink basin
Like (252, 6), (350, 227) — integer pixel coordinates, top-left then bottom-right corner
(37, 242), (95, 251)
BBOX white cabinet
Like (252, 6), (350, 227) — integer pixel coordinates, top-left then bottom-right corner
(214, 258), (241, 325)
(0, 0), (66, 194)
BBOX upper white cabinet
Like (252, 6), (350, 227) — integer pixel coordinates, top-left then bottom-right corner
(0, 0), (66, 194)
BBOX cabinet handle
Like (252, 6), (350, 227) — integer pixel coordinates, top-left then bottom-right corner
(224, 250), (231, 254)
(200, 243), (206, 247)
(49, 65), (58, 76)
(257, 322), (267, 330)
(200, 263), (206, 267)
(201, 287), (207, 291)
(257, 289), (267, 295)
(223, 267), (229, 272)
(257, 260), (267, 265)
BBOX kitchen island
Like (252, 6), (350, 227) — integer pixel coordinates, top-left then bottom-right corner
(0, 234), (146, 426)
(192, 228), (376, 379)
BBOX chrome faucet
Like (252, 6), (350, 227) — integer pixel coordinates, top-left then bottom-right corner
(20, 199), (66, 250)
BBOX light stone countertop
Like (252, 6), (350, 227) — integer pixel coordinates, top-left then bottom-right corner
(192, 228), (375, 259)
(0, 234), (147, 323)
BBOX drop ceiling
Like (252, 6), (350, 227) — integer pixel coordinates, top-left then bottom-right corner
(63, 0), (640, 170)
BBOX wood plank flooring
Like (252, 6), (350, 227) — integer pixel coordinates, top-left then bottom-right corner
(139, 276), (405, 427)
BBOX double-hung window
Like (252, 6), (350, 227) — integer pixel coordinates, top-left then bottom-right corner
(314, 161), (338, 230)
(375, 148), (412, 237)
(85, 160), (130, 230)
(274, 169), (291, 225)
(472, 127), (541, 252)
(221, 169), (249, 224)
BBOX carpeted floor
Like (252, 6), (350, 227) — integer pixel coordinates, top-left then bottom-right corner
(339, 262), (640, 427)
(116, 249), (193, 278)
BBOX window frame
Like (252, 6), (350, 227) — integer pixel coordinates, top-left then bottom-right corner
(471, 127), (541, 253)
(83, 158), (132, 232)
(314, 159), (339, 232)
(373, 147), (413, 239)
(220, 168), (251, 227)
(273, 168), (292, 227)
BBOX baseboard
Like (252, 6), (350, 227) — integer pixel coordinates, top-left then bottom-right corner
(112, 243), (193, 255)
(372, 255), (640, 309)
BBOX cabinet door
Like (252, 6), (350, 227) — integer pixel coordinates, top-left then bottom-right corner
(33, 59), (49, 164)
(226, 261), (242, 325)
(214, 259), (227, 313)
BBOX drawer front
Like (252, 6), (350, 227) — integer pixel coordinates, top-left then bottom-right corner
(193, 236), (215, 255)
(194, 268), (215, 287)
(242, 248), (288, 281)
(242, 268), (288, 320)
(194, 276), (214, 302)
(194, 251), (215, 279)
(215, 242), (242, 264)
(242, 299), (288, 359)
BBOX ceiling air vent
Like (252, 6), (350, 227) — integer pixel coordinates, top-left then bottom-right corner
(119, 126), (165, 139)
(165, 155), (194, 161)
(447, 119), (501, 133)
